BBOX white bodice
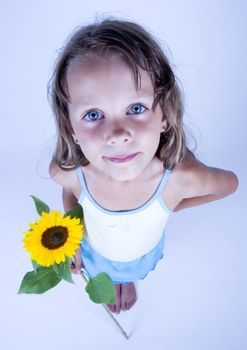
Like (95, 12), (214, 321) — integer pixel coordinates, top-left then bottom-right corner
(77, 168), (172, 262)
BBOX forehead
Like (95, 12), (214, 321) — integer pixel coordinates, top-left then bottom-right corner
(66, 55), (155, 104)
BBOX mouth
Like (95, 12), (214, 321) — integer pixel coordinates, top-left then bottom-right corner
(104, 153), (139, 163)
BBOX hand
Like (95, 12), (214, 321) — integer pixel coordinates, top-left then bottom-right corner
(71, 247), (84, 274)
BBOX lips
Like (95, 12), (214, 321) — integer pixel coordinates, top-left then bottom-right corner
(104, 153), (138, 163)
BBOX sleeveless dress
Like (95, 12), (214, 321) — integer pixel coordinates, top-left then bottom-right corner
(76, 168), (173, 283)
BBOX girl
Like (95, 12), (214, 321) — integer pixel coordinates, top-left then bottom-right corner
(49, 19), (238, 314)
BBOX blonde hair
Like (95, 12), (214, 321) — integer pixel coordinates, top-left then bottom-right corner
(48, 18), (191, 170)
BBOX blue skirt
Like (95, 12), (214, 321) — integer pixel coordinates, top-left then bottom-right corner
(81, 233), (165, 284)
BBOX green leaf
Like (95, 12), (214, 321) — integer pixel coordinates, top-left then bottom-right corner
(18, 266), (62, 294)
(31, 260), (43, 273)
(64, 204), (84, 222)
(85, 273), (116, 304)
(30, 195), (50, 216)
(52, 257), (74, 284)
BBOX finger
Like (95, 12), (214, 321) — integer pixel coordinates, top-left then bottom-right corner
(70, 261), (77, 274)
(74, 248), (84, 273)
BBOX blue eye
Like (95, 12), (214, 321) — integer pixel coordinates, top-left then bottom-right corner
(128, 104), (146, 115)
(83, 110), (103, 122)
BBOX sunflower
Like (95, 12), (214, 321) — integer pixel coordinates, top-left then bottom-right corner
(22, 211), (83, 267)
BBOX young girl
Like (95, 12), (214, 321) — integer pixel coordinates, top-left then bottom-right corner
(49, 19), (238, 314)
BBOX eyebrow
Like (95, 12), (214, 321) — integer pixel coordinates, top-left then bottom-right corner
(72, 91), (154, 108)
(70, 93), (154, 112)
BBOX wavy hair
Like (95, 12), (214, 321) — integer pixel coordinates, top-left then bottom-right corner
(48, 18), (191, 170)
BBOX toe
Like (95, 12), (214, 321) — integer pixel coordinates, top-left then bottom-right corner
(120, 282), (137, 311)
(107, 304), (113, 312)
(108, 284), (121, 314)
(116, 304), (121, 314)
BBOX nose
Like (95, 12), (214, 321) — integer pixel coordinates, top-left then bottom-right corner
(106, 126), (133, 146)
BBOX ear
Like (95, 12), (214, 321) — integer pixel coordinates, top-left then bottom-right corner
(160, 120), (167, 132)
(71, 133), (79, 144)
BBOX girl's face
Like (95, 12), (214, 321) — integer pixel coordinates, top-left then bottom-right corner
(67, 55), (165, 182)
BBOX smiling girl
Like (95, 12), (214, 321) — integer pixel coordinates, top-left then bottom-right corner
(49, 19), (238, 314)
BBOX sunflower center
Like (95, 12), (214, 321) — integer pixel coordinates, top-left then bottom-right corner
(41, 226), (68, 250)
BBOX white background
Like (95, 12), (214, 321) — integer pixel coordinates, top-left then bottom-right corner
(1, 1), (246, 349)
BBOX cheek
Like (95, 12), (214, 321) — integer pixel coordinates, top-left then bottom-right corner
(138, 121), (162, 151)
(72, 120), (101, 142)
(137, 119), (162, 139)
(76, 128), (102, 157)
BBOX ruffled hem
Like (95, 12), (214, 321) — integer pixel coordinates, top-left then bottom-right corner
(83, 253), (164, 284)
(81, 234), (165, 283)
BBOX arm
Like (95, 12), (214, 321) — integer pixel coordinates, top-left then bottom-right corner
(63, 187), (84, 273)
(49, 162), (83, 272)
(173, 156), (239, 212)
(62, 187), (78, 212)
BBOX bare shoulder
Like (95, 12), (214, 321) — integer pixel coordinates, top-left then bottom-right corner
(49, 162), (81, 199)
(161, 157), (193, 209)
(163, 155), (238, 209)
(170, 153), (207, 189)
(167, 153), (238, 200)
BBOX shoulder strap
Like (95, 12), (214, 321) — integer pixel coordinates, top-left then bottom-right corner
(76, 167), (84, 187)
(156, 169), (171, 197)
(75, 167), (86, 202)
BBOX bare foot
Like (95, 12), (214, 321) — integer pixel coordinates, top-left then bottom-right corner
(107, 284), (121, 314)
(121, 282), (137, 311)
(108, 283), (137, 313)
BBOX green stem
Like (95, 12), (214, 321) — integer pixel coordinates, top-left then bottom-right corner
(80, 270), (129, 340)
